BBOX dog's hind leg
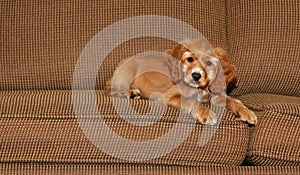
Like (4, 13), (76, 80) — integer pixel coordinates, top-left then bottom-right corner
(106, 57), (138, 98)
(129, 89), (142, 99)
(106, 75), (134, 98)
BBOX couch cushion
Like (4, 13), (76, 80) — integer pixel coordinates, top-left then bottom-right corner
(1, 163), (300, 174)
(0, 0), (227, 90)
(227, 0), (300, 96)
(238, 93), (300, 165)
(0, 90), (250, 166)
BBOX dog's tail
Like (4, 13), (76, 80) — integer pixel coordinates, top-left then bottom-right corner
(105, 77), (112, 96)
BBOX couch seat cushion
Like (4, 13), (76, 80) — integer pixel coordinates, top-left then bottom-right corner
(238, 93), (300, 165)
(0, 90), (250, 166)
(1, 163), (300, 174)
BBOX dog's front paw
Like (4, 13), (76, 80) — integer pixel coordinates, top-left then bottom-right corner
(236, 108), (258, 125)
(191, 106), (217, 125)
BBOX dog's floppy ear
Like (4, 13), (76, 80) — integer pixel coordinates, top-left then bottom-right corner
(212, 46), (237, 93)
(165, 47), (184, 83)
(165, 49), (173, 56)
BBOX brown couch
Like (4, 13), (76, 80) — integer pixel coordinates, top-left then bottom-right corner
(1, 0), (299, 174)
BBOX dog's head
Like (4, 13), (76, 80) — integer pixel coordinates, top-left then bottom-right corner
(165, 39), (236, 93)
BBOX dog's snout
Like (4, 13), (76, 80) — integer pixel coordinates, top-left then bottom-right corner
(192, 72), (201, 81)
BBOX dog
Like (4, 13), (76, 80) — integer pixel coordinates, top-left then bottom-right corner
(106, 39), (257, 125)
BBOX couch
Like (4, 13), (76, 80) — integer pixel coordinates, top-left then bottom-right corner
(1, 0), (299, 174)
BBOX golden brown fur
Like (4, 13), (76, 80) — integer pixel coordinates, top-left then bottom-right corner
(106, 40), (257, 125)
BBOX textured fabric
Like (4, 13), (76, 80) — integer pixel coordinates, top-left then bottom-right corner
(2, 0), (300, 171)
(238, 93), (300, 165)
(238, 93), (300, 112)
(0, 0), (227, 90)
(0, 90), (249, 166)
(1, 164), (300, 175)
(227, 0), (300, 96)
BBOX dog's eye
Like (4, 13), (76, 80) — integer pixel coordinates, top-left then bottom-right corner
(187, 57), (194, 63)
(206, 61), (212, 66)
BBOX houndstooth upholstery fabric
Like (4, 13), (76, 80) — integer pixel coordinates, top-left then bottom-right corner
(0, 0), (300, 173)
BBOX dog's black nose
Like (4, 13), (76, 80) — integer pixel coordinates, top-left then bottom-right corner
(192, 72), (201, 81)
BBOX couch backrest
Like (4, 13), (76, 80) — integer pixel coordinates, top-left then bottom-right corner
(0, 1), (227, 90)
(226, 0), (300, 96)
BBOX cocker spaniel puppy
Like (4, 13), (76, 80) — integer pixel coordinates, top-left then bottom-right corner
(106, 39), (257, 125)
